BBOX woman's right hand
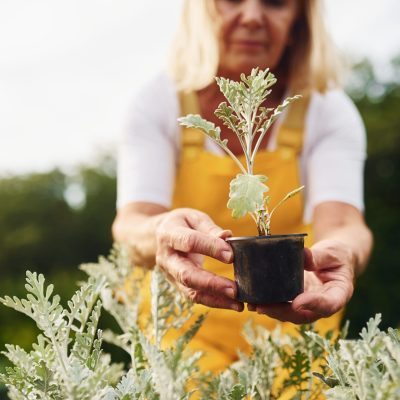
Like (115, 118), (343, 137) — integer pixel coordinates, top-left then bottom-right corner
(156, 208), (244, 312)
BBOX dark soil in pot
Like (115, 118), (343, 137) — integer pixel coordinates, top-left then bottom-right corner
(226, 233), (306, 304)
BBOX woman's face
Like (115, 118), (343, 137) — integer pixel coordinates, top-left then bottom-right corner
(214, 0), (299, 77)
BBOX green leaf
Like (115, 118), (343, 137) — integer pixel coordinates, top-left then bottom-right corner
(228, 384), (246, 400)
(313, 372), (340, 388)
(214, 102), (244, 136)
(178, 114), (227, 146)
(227, 174), (269, 218)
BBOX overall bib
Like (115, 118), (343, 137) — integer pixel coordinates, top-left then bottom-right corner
(169, 91), (342, 372)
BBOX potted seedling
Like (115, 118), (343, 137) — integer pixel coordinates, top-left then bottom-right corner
(178, 68), (306, 304)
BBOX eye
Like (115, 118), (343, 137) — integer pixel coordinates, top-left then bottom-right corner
(262, 0), (286, 7)
(217, 0), (288, 7)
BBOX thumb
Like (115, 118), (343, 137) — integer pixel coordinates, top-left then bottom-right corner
(306, 240), (349, 272)
(217, 229), (233, 240)
(304, 247), (315, 271)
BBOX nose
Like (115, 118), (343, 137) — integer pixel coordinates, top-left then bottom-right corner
(239, 0), (264, 30)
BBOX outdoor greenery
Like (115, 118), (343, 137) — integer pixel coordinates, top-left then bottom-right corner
(343, 57), (400, 331)
(0, 57), (399, 397)
(1, 248), (399, 399)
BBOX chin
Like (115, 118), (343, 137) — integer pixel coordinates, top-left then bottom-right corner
(221, 56), (274, 77)
(226, 63), (271, 78)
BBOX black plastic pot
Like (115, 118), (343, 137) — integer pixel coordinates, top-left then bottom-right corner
(226, 233), (306, 304)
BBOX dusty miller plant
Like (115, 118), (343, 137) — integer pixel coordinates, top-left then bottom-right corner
(0, 271), (123, 399)
(80, 247), (205, 400)
(1, 246), (399, 399)
(178, 68), (304, 235)
(309, 314), (400, 400)
(0, 246), (205, 400)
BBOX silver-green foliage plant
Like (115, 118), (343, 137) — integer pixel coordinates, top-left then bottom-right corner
(1, 247), (399, 399)
(0, 247), (205, 400)
(81, 248), (205, 400)
(0, 271), (124, 399)
(178, 68), (304, 235)
(309, 314), (400, 400)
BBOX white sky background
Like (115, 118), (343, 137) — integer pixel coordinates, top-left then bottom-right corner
(0, 0), (399, 175)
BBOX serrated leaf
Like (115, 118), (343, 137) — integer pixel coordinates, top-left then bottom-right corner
(228, 384), (246, 400)
(178, 114), (224, 144)
(227, 174), (269, 218)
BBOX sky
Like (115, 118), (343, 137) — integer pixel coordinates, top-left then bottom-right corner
(1, 0), (399, 175)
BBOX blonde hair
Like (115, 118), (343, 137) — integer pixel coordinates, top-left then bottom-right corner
(168, 0), (343, 93)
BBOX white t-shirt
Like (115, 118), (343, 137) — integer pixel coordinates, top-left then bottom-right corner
(117, 72), (366, 223)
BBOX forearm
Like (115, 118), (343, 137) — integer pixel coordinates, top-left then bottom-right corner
(112, 203), (168, 267)
(313, 202), (373, 276)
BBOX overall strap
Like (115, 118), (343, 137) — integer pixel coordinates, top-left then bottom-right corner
(179, 91), (205, 158)
(276, 94), (310, 155)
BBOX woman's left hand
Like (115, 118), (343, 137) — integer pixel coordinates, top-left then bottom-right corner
(249, 239), (355, 324)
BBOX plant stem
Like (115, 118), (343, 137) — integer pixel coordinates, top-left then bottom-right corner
(253, 113), (267, 141)
(238, 134), (252, 173)
(245, 110), (254, 174)
(49, 327), (70, 385)
(224, 118), (250, 165)
(220, 144), (247, 174)
(251, 117), (274, 165)
(345, 343), (365, 400)
(30, 278), (70, 383)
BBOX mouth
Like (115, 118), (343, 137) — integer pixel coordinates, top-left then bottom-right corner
(231, 39), (265, 48)
(230, 40), (266, 49)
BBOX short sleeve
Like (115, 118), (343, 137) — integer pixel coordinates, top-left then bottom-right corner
(302, 90), (367, 222)
(116, 73), (180, 209)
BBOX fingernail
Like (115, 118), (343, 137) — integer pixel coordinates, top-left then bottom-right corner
(222, 250), (232, 263)
(218, 229), (232, 239)
(224, 287), (236, 299)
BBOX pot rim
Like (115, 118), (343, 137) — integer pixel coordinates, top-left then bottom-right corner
(226, 233), (307, 242)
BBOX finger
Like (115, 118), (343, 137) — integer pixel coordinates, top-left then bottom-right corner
(186, 211), (229, 237)
(305, 244), (355, 287)
(304, 247), (314, 271)
(217, 229), (233, 240)
(168, 226), (233, 263)
(255, 275), (352, 322)
(255, 302), (321, 324)
(177, 283), (244, 312)
(187, 252), (204, 265)
(162, 250), (237, 299)
(292, 280), (352, 316)
(159, 265), (243, 311)
(308, 240), (353, 273)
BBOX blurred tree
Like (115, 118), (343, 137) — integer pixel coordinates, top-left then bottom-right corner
(344, 56), (400, 335)
(0, 170), (71, 274)
(0, 155), (116, 275)
(0, 156), (117, 352)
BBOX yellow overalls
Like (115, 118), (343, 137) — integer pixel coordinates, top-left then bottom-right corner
(169, 90), (342, 373)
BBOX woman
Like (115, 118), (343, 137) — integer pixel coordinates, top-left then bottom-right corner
(113, 0), (373, 371)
